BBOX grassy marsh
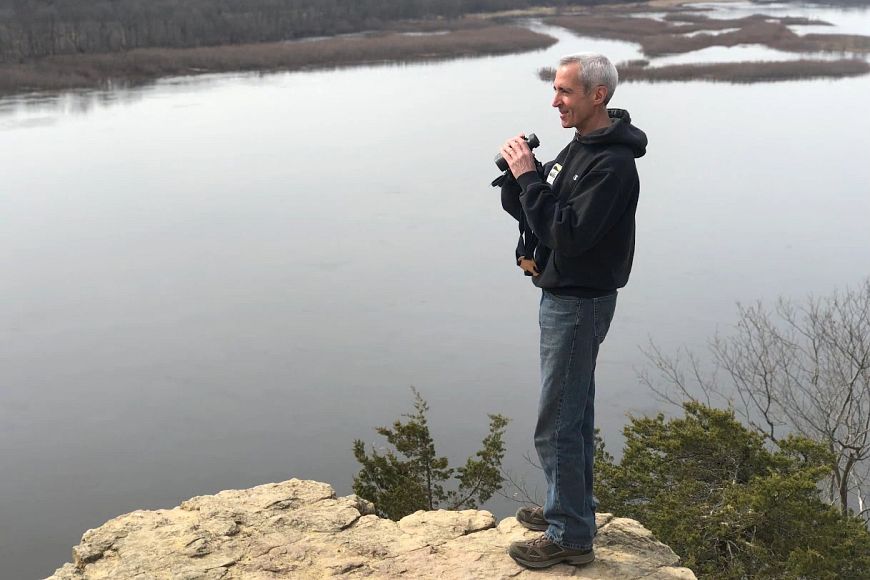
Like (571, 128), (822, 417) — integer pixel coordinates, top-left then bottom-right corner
(539, 2), (870, 84)
(0, 23), (555, 95)
(540, 59), (870, 84)
(3, 1), (870, 95)
(545, 12), (870, 57)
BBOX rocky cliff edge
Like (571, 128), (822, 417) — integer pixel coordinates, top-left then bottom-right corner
(49, 478), (696, 579)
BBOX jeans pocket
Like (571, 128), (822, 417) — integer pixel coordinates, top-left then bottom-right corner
(544, 290), (581, 305)
(593, 293), (617, 344)
(540, 291), (581, 334)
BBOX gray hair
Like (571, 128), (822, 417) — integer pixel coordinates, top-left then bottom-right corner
(559, 53), (618, 105)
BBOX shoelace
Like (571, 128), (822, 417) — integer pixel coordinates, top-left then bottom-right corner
(528, 535), (554, 548)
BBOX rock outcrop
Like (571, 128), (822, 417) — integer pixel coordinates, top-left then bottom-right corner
(49, 479), (696, 579)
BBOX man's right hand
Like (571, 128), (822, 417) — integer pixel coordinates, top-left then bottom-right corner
(518, 256), (540, 277)
(500, 134), (536, 178)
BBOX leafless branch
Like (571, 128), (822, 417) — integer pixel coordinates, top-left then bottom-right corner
(640, 279), (870, 517)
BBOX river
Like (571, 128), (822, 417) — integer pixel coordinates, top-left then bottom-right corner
(2, 3), (870, 578)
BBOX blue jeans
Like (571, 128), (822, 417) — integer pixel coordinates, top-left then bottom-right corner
(535, 290), (617, 549)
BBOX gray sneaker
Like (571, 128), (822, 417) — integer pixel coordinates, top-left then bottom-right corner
(508, 534), (594, 569)
(515, 505), (548, 531)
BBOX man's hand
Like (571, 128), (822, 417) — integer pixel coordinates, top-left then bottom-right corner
(500, 134), (537, 178)
(518, 256), (540, 277)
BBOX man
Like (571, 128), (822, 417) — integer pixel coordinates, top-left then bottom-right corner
(498, 53), (647, 569)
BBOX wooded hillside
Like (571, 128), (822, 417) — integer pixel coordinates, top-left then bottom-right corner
(0, 0), (599, 61)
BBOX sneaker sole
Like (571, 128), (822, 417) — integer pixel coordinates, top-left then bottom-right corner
(515, 508), (549, 532)
(516, 519), (548, 532)
(508, 550), (595, 568)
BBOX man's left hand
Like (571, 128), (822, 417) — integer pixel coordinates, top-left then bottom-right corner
(518, 257), (540, 277)
(500, 135), (537, 178)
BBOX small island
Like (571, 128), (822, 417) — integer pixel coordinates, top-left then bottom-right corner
(0, 20), (556, 96)
(541, 3), (870, 84)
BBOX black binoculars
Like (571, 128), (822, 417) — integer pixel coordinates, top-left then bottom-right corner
(494, 133), (540, 172)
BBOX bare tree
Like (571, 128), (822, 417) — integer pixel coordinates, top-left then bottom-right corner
(641, 279), (870, 522)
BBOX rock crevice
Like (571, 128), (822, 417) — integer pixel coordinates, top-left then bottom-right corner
(49, 478), (696, 579)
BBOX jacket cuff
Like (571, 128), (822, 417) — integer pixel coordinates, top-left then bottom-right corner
(516, 171), (543, 193)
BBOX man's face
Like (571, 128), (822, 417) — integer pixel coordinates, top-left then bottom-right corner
(551, 63), (596, 130)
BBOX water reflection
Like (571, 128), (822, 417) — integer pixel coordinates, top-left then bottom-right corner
(0, 85), (147, 118)
(650, 43), (849, 66)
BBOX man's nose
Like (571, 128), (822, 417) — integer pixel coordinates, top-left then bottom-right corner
(551, 94), (560, 108)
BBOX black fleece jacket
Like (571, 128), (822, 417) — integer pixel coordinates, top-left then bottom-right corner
(501, 108), (647, 296)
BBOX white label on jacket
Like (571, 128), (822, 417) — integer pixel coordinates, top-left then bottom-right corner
(546, 163), (562, 185)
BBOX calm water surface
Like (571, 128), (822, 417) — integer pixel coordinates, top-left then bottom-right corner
(3, 4), (870, 578)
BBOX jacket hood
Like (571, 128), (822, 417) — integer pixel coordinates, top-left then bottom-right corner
(576, 108), (647, 158)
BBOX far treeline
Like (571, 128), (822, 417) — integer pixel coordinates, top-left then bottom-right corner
(0, 0), (601, 62)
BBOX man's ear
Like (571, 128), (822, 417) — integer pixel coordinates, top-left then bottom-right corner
(594, 85), (609, 106)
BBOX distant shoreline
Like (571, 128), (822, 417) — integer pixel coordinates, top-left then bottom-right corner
(2, 1), (869, 97)
(0, 22), (556, 97)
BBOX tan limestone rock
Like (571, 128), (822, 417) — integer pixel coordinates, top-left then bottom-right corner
(48, 478), (696, 580)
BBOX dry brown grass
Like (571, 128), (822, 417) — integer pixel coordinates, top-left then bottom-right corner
(546, 12), (869, 57)
(538, 58), (870, 84)
(662, 12), (827, 28)
(619, 59), (870, 83)
(0, 24), (556, 95)
(466, 2), (709, 25)
(538, 66), (557, 81)
(537, 5), (870, 85)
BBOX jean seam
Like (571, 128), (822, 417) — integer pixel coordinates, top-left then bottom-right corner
(593, 299), (599, 341)
(552, 300), (582, 527)
(593, 294), (616, 344)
